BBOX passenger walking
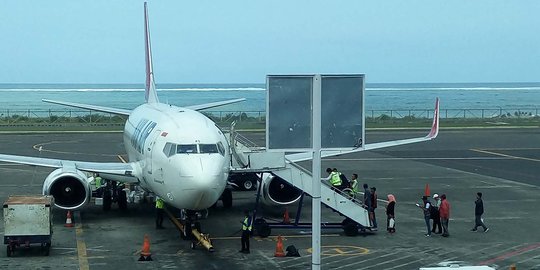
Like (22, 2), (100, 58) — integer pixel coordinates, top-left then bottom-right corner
(386, 194), (396, 233)
(471, 192), (489, 232)
(370, 187), (378, 230)
(431, 194), (442, 234)
(417, 196), (431, 237)
(362, 184), (373, 227)
(240, 210), (253, 254)
(439, 194), (450, 237)
(155, 197), (165, 229)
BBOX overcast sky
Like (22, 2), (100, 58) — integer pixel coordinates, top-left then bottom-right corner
(1, 1), (539, 84)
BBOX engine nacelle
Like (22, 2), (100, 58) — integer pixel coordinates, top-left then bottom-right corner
(259, 173), (302, 206)
(42, 168), (92, 210)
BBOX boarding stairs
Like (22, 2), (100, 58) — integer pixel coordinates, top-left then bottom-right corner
(226, 129), (371, 228)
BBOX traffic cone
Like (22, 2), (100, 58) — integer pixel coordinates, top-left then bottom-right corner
(424, 183), (431, 197)
(138, 234), (153, 261)
(283, 208), (290, 224)
(64, 211), (74, 227)
(274, 235), (285, 257)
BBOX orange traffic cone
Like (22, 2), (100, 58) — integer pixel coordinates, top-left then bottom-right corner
(424, 183), (431, 197)
(283, 208), (290, 224)
(274, 235), (285, 257)
(138, 234), (153, 261)
(64, 211), (74, 227)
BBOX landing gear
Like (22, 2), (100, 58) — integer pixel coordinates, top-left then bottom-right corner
(118, 188), (127, 210)
(6, 244), (13, 257)
(101, 180), (128, 211)
(221, 188), (233, 208)
(102, 189), (112, 211)
(342, 218), (360, 236)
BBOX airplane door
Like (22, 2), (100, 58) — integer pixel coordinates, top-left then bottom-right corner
(147, 129), (162, 176)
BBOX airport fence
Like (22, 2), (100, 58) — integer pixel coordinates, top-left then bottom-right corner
(0, 108), (538, 126)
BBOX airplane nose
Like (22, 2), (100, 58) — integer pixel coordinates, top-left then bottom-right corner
(176, 156), (226, 209)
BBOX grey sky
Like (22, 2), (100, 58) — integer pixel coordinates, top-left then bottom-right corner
(1, 1), (539, 84)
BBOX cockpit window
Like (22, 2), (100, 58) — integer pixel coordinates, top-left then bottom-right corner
(177, 144), (198, 154)
(163, 142), (175, 157)
(217, 142), (225, 156)
(199, 144), (218, 154)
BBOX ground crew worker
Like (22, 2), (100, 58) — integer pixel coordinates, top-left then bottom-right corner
(349, 173), (359, 199)
(239, 210), (252, 254)
(155, 197), (165, 229)
(94, 174), (103, 197)
(323, 168), (342, 190)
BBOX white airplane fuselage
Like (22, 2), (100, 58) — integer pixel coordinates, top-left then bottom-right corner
(123, 103), (230, 210)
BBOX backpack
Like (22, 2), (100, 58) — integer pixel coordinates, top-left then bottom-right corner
(286, 245), (300, 257)
(339, 173), (350, 189)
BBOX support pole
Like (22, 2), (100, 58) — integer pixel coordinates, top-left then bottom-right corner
(311, 74), (322, 270)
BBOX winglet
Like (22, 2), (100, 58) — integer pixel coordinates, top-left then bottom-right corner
(426, 97), (440, 139)
(144, 2), (159, 104)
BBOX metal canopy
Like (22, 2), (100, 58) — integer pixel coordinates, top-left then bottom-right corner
(266, 74), (365, 151)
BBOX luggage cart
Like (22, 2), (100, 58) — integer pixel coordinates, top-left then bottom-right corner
(3, 195), (54, 257)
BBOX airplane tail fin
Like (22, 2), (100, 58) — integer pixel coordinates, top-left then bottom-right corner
(144, 2), (159, 104)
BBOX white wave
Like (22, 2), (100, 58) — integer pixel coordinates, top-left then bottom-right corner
(1, 87), (265, 92)
(366, 87), (540, 91)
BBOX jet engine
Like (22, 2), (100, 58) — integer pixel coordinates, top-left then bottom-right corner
(260, 173), (302, 206)
(42, 168), (92, 210)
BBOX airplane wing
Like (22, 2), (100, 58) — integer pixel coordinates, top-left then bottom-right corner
(185, 98), (246, 111)
(0, 153), (139, 183)
(42, 99), (132, 116)
(285, 98), (440, 163)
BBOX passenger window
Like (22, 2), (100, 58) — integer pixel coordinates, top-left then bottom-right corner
(217, 142), (225, 156)
(199, 144), (218, 154)
(177, 144), (198, 154)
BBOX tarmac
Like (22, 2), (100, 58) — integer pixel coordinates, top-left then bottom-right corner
(0, 128), (539, 269)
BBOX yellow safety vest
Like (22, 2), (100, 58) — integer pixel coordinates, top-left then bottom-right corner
(95, 176), (102, 188)
(242, 217), (252, 231)
(351, 180), (359, 194)
(155, 198), (164, 209)
(330, 172), (342, 186)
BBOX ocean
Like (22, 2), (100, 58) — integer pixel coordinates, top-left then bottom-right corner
(1, 83), (539, 116)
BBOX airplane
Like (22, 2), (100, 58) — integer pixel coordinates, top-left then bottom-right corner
(0, 2), (439, 236)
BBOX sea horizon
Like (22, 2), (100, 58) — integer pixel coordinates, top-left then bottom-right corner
(1, 82), (539, 114)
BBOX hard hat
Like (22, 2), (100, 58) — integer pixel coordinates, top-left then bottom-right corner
(433, 193), (439, 199)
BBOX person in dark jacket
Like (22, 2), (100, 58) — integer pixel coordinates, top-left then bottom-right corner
(370, 187), (378, 230)
(431, 194), (442, 234)
(386, 194), (396, 233)
(363, 184), (373, 227)
(471, 192), (489, 232)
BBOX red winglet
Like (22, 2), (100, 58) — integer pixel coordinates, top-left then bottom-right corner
(426, 98), (439, 139)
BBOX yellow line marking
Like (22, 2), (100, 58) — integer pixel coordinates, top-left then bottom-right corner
(212, 234), (340, 241)
(117, 154), (127, 163)
(307, 245), (369, 256)
(471, 149), (540, 162)
(74, 212), (89, 270)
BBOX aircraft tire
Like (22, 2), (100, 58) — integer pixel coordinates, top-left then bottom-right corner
(103, 190), (112, 211)
(342, 219), (359, 236)
(118, 190), (127, 210)
(222, 188), (233, 208)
